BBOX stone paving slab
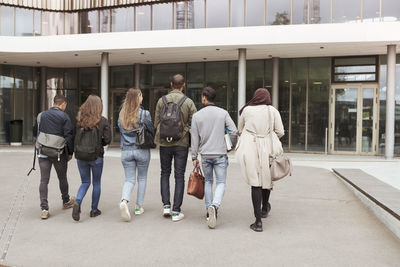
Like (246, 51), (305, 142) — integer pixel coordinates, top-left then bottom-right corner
(1, 152), (400, 266)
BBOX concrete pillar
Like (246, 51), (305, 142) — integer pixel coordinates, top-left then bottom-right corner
(385, 45), (396, 159)
(272, 57), (279, 108)
(40, 67), (46, 112)
(101, 52), (109, 118)
(238, 48), (246, 121)
(135, 63), (140, 89)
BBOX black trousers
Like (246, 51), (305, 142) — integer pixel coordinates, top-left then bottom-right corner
(251, 186), (271, 222)
(159, 146), (189, 213)
(38, 154), (70, 210)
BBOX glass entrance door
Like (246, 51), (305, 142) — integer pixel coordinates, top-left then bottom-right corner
(330, 84), (378, 155)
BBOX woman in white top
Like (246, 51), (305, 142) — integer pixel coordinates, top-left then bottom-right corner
(235, 88), (284, 232)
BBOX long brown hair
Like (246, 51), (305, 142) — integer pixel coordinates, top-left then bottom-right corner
(120, 88), (142, 130)
(239, 88), (272, 115)
(77, 94), (103, 129)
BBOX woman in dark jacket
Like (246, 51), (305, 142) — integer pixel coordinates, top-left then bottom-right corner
(72, 95), (111, 221)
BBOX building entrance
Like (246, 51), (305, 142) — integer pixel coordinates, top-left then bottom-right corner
(110, 90), (127, 144)
(329, 84), (379, 155)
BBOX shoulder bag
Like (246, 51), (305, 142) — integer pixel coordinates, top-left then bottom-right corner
(136, 110), (156, 149)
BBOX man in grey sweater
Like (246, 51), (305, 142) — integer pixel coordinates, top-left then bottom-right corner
(191, 87), (238, 229)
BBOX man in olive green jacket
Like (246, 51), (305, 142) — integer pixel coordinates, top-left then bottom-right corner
(154, 74), (197, 222)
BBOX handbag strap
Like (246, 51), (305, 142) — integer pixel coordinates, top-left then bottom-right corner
(192, 166), (204, 178)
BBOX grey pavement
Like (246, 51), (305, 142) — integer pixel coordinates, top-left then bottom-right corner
(0, 148), (400, 266)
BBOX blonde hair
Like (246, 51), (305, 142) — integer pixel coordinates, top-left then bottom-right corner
(77, 95), (102, 129)
(120, 88), (142, 130)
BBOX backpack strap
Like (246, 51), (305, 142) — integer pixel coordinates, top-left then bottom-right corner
(177, 96), (187, 107)
(162, 95), (168, 106)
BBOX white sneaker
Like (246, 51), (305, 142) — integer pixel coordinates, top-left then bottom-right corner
(207, 205), (217, 229)
(135, 207), (144, 215)
(119, 201), (131, 222)
(172, 212), (184, 222)
(163, 205), (171, 217)
(41, 209), (49, 220)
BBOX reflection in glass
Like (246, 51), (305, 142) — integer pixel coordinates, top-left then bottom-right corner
(112, 8), (134, 32)
(230, 0), (244, 27)
(140, 64), (151, 110)
(334, 88), (358, 152)
(229, 61), (238, 123)
(187, 63), (204, 110)
(362, 88), (374, 152)
(1, 6), (14, 36)
(363, 0), (380, 22)
(136, 5), (151, 31)
(264, 59), (273, 90)
(153, 3), (173, 30)
(308, 58), (330, 151)
(16, 8), (33, 36)
(205, 62), (228, 109)
(34, 10), (41, 36)
(152, 64), (186, 89)
(382, 0), (400, 22)
(42, 12), (64, 35)
(310, 0), (331, 24)
(267, 0), (291, 25)
(206, 0), (229, 28)
(100, 10), (111, 32)
(80, 11), (98, 33)
(246, 60), (264, 101)
(278, 59), (290, 148)
(246, 0), (264, 26)
(175, 1), (187, 29)
(110, 66), (134, 89)
(65, 13), (79, 34)
(332, 0), (361, 23)
(79, 68), (99, 105)
(292, 0), (308, 24)
(0, 65), (13, 142)
(189, 0), (204, 28)
(290, 58), (307, 151)
(335, 66), (376, 73)
(111, 91), (126, 143)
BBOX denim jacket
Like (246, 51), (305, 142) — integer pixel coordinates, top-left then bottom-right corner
(118, 108), (154, 150)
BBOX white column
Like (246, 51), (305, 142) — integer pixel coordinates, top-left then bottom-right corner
(135, 63), (140, 88)
(101, 52), (109, 118)
(272, 57), (279, 108)
(238, 48), (246, 122)
(385, 45), (396, 159)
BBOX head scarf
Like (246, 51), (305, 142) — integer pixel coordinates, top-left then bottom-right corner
(239, 88), (272, 115)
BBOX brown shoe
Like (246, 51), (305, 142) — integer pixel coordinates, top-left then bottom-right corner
(41, 209), (50, 219)
(63, 196), (76, 209)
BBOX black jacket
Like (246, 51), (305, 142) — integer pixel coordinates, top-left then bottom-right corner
(93, 117), (111, 158)
(33, 107), (74, 155)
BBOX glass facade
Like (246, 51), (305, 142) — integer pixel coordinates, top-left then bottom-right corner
(267, 0), (291, 25)
(80, 10), (98, 34)
(310, 0), (331, 24)
(111, 7), (134, 32)
(42, 12), (64, 35)
(382, 0), (400, 22)
(206, 0), (228, 28)
(15, 8), (33, 36)
(1, 5), (14, 36)
(136, 5), (151, 31)
(230, 0), (244, 27)
(153, 3), (173, 30)
(100, 10), (111, 33)
(246, 0), (264, 26)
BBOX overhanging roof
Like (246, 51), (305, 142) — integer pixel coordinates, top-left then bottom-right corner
(0, 22), (399, 68)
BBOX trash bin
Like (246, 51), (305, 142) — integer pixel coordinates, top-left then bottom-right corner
(9, 120), (23, 146)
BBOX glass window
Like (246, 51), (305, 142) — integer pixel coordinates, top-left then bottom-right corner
(140, 64), (151, 110)
(80, 11), (98, 33)
(16, 8), (33, 36)
(231, 0), (244, 27)
(332, 0), (361, 23)
(246, 0), (264, 26)
(34, 10), (41, 36)
(382, 0), (400, 22)
(246, 60), (264, 101)
(188, 0), (205, 28)
(229, 61), (238, 123)
(310, 0), (331, 23)
(187, 63), (204, 110)
(292, 0), (308, 24)
(363, 0), (380, 22)
(264, 59), (273, 90)
(152, 64), (186, 88)
(65, 13), (79, 34)
(110, 66), (134, 89)
(42, 12), (64, 35)
(205, 62), (228, 109)
(1, 6), (14, 36)
(64, 69), (78, 90)
(308, 57), (330, 152)
(0, 65), (13, 142)
(206, 0), (229, 28)
(333, 56), (378, 82)
(267, 0), (291, 25)
(152, 3), (173, 30)
(79, 68), (99, 105)
(111, 7), (134, 32)
(136, 5), (151, 31)
(279, 59), (290, 148)
(100, 10), (111, 33)
(290, 58), (307, 151)
(175, 1), (187, 29)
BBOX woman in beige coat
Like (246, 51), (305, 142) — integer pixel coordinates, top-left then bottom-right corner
(235, 88), (284, 232)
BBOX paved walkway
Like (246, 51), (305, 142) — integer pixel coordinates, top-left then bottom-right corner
(0, 148), (400, 266)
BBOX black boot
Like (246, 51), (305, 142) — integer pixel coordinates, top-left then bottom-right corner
(261, 202), (271, 218)
(72, 202), (81, 221)
(250, 221), (263, 232)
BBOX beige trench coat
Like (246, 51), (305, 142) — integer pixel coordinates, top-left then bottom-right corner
(235, 105), (284, 189)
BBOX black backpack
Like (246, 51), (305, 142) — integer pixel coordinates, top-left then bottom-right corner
(160, 95), (187, 143)
(74, 127), (100, 161)
(136, 110), (156, 149)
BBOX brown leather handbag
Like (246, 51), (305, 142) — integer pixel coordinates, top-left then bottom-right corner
(187, 167), (205, 199)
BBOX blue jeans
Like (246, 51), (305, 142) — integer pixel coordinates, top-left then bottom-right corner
(76, 157), (104, 211)
(121, 148), (150, 206)
(201, 155), (229, 210)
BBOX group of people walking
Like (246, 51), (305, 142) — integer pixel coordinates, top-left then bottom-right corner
(33, 74), (284, 232)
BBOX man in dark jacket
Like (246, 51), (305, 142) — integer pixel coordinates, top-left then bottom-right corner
(33, 95), (75, 219)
